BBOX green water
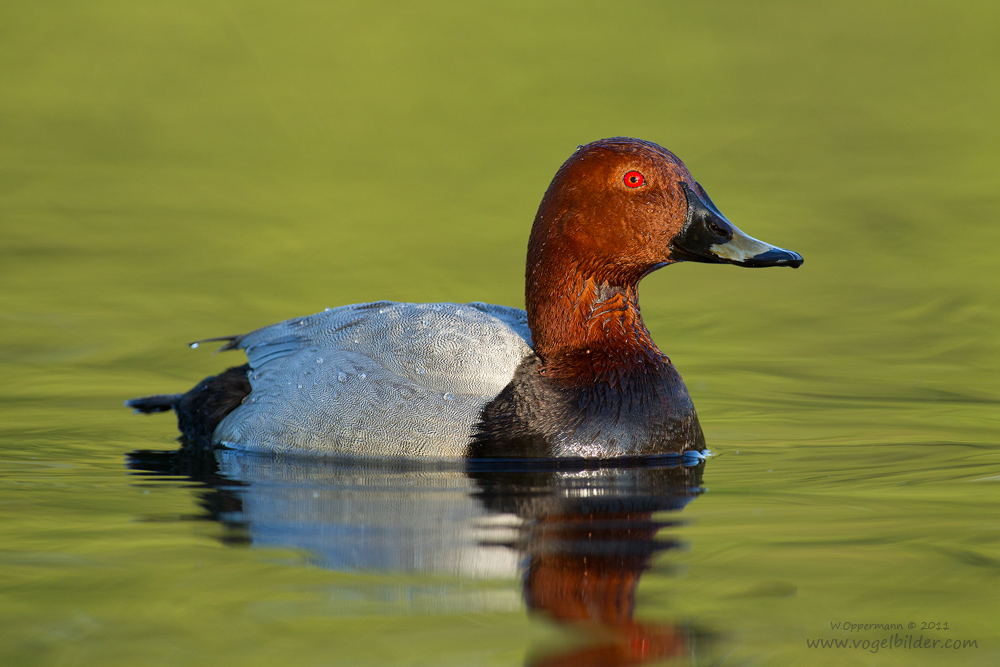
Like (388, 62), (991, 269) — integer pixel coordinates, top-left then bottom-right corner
(2, 1), (998, 665)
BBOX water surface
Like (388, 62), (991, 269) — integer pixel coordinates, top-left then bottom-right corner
(2, 1), (998, 665)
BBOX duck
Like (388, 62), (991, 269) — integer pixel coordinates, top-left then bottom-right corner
(128, 137), (802, 460)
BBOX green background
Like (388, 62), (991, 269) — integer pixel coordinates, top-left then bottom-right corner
(2, 1), (998, 665)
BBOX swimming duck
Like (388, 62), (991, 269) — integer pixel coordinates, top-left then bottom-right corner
(128, 137), (802, 460)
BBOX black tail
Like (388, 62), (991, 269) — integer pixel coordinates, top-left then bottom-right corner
(126, 394), (182, 414)
(126, 364), (252, 449)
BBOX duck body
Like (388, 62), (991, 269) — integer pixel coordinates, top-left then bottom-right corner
(129, 137), (801, 460)
(212, 301), (532, 458)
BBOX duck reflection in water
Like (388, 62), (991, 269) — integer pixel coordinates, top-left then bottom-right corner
(129, 447), (710, 665)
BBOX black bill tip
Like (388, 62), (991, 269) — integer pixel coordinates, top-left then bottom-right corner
(741, 248), (804, 269)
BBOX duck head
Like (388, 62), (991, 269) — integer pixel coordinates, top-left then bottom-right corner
(526, 137), (802, 364)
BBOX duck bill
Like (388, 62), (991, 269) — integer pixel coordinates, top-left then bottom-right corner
(669, 183), (803, 268)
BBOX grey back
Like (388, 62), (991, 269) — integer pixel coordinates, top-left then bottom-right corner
(214, 302), (532, 458)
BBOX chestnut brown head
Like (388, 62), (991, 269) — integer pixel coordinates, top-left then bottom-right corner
(526, 137), (802, 292)
(524, 138), (802, 362)
(527, 138), (691, 288)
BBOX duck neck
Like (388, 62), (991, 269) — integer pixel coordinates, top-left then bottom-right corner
(526, 263), (667, 384)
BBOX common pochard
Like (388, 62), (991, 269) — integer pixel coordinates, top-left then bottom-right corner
(128, 138), (802, 460)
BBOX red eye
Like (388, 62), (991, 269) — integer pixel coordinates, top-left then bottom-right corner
(624, 171), (644, 188)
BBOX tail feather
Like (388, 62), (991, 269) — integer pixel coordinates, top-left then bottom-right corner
(126, 394), (182, 414)
(187, 335), (244, 352)
(126, 364), (252, 449)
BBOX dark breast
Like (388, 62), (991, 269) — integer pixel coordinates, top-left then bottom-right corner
(469, 355), (705, 459)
